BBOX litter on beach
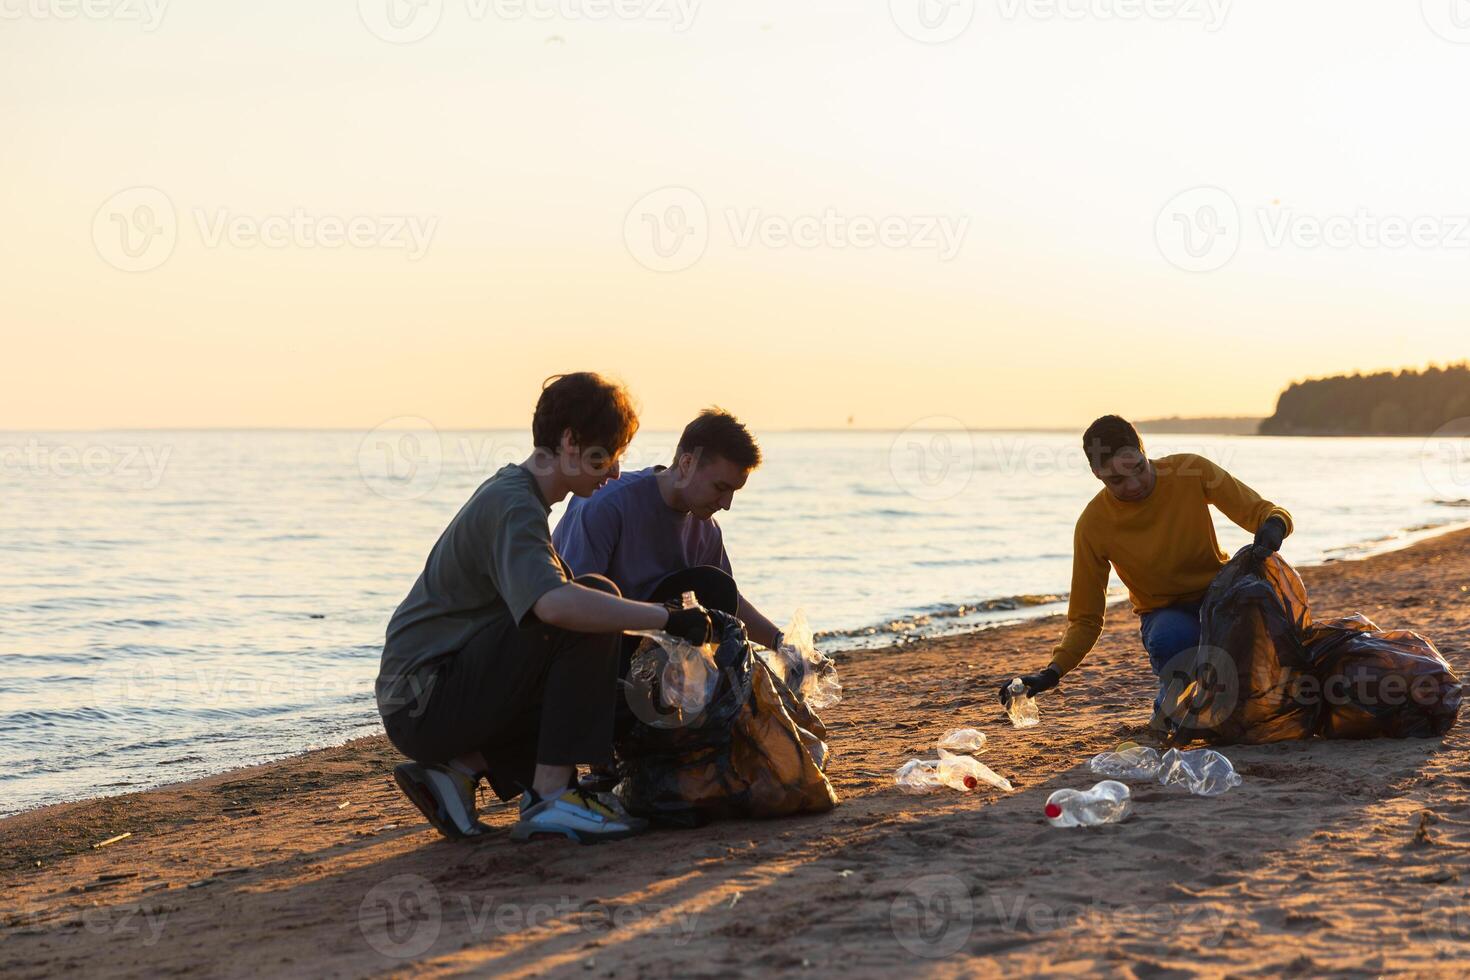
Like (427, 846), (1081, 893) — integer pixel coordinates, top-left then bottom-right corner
(1004, 678), (1041, 728)
(1087, 744), (1243, 796)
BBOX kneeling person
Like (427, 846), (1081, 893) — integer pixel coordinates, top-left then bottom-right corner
(376, 373), (714, 843)
(1001, 416), (1295, 725)
(553, 408), (784, 651)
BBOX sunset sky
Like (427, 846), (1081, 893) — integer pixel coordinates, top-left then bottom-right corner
(4, 1), (1468, 431)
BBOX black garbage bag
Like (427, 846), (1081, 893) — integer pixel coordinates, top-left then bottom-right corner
(614, 610), (838, 827)
(1167, 547), (1462, 744)
(1304, 614), (1462, 739)
(1167, 548), (1319, 744)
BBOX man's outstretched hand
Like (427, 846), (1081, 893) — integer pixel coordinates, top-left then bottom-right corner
(1251, 516), (1288, 561)
(998, 667), (1060, 705)
(664, 602), (714, 645)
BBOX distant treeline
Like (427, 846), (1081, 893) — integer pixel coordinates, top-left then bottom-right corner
(1260, 364), (1470, 436)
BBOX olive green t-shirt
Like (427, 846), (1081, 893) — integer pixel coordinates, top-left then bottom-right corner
(376, 463), (570, 716)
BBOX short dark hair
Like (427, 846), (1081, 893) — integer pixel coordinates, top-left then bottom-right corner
(676, 408), (761, 470)
(1082, 415), (1144, 471)
(531, 373), (639, 455)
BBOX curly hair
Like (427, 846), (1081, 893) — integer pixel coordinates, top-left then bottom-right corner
(531, 373), (640, 455)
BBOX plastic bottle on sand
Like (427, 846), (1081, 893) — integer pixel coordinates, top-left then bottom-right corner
(1044, 780), (1131, 827)
(937, 749), (1013, 792)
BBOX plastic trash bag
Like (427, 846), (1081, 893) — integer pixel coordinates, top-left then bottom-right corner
(616, 610), (838, 826)
(1157, 748), (1243, 796)
(1167, 549), (1320, 744)
(758, 609), (842, 710)
(1168, 548), (1461, 745)
(1304, 614), (1462, 739)
(1088, 742), (1162, 779)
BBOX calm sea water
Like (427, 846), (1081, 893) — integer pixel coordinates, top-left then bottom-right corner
(3, 428), (1468, 815)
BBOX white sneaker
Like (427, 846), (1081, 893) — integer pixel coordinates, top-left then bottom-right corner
(510, 786), (648, 844)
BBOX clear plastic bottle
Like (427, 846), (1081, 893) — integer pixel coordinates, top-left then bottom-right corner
(894, 758), (942, 794)
(1157, 748), (1242, 797)
(937, 749), (1013, 792)
(895, 753), (1013, 794)
(1044, 780), (1131, 827)
(936, 728), (987, 754)
(1088, 741), (1163, 779)
(1005, 678), (1040, 728)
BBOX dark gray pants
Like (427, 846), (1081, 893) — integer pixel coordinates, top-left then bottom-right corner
(382, 574), (622, 800)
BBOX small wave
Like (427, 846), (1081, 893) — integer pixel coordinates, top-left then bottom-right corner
(1432, 498), (1470, 508)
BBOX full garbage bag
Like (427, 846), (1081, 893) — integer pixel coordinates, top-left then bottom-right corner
(615, 610), (838, 827)
(1167, 549), (1317, 744)
(1167, 548), (1461, 744)
(1303, 614), (1462, 739)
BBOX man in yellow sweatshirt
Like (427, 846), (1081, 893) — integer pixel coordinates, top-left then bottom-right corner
(1000, 415), (1293, 722)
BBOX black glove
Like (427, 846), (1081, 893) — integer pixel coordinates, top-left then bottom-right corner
(1251, 516), (1287, 561)
(664, 602), (713, 645)
(998, 667), (1059, 705)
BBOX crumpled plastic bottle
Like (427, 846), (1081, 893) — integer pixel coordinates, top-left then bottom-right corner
(1088, 741), (1163, 779)
(894, 751), (1013, 794)
(1005, 677), (1040, 728)
(758, 609), (842, 709)
(1044, 780), (1131, 827)
(1157, 748), (1243, 797)
(936, 728), (987, 754)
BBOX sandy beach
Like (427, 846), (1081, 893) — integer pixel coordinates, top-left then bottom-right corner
(4, 529), (1470, 978)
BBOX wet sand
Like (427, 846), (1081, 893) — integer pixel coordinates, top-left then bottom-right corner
(4, 530), (1470, 978)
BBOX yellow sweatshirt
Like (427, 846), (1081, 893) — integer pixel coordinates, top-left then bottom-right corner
(1048, 452), (1293, 677)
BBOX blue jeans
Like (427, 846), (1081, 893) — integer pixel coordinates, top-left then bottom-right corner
(1139, 601), (1202, 714)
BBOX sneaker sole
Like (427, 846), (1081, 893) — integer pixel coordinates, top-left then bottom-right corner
(393, 764), (486, 841)
(508, 823), (642, 846)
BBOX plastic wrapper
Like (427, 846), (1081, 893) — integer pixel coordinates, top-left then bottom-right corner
(1303, 615), (1462, 739)
(1167, 548), (1461, 745)
(758, 609), (842, 710)
(616, 610), (838, 826)
(1088, 742), (1162, 779)
(1157, 748), (1242, 796)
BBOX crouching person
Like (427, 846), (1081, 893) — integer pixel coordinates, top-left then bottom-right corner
(376, 373), (714, 843)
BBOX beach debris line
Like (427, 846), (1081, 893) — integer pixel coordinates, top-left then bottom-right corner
(1087, 742), (1243, 797)
(1004, 678), (1040, 728)
(1045, 780), (1131, 827)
